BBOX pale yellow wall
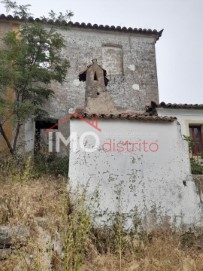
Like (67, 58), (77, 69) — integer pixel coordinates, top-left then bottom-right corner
(184, 120), (203, 136)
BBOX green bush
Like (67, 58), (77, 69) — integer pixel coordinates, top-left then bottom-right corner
(190, 158), (203, 175)
(34, 153), (69, 177)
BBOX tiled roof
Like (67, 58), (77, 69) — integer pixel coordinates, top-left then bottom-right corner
(70, 112), (176, 122)
(158, 102), (203, 109)
(0, 14), (163, 41)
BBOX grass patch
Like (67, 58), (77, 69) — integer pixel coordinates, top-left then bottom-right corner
(0, 168), (203, 270)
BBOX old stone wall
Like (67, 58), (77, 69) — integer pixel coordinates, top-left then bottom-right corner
(25, 26), (160, 153)
(48, 27), (159, 118)
(0, 20), (160, 154)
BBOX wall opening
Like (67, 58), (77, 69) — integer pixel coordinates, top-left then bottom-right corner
(35, 119), (58, 153)
(94, 72), (98, 81)
(189, 125), (203, 155)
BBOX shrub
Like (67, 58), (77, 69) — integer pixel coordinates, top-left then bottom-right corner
(190, 158), (203, 175)
(33, 153), (69, 177)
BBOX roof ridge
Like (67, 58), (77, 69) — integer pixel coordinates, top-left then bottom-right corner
(0, 14), (163, 41)
(158, 102), (203, 109)
(70, 112), (176, 122)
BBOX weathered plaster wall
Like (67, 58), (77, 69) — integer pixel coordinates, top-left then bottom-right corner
(157, 108), (203, 136)
(69, 119), (202, 229)
(0, 21), (160, 153)
(48, 27), (159, 118)
(24, 27), (160, 154)
(193, 175), (203, 204)
(24, 118), (35, 152)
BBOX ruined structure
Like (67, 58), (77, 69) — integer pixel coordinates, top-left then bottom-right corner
(1, 15), (203, 228)
(79, 59), (118, 114)
(0, 15), (162, 153)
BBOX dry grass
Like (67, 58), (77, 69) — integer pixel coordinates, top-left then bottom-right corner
(83, 231), (203, 271)
(0, 176), (67, 231)
(0, 176), (203, 271)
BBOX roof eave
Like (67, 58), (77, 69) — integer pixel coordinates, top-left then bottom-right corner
(0, 14), (163, 40)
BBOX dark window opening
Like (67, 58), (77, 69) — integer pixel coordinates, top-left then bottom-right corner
(94, 72), (98, 81)
(79, 69), (109, 86)
(189, 125), (203, 155)
(35, 119), (58, 153)
(79, 72), (86, 82)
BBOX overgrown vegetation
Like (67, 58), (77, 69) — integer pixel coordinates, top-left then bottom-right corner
(0, 2), (203, 270)
(33, 153), (69, 177)
(184, 135), (203, 174)
(0, 152), (69, 178)
(0, 165), (203, 271)
(0, 0), (73, 156)
(190, 157), (203, 175)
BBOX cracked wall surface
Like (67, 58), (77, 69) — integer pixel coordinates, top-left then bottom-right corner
(47, 27), (160, 119)
(0, 21), (160, 152)
(69, 119), (202, 229)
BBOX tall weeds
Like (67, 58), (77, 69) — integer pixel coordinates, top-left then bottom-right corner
(0, 162), (203, 271)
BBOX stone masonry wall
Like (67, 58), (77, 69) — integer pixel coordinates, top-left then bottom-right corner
(48, 27), (160, 120)
(0, 21), (160, 154)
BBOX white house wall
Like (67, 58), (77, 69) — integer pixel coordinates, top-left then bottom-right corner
(69, 119), (202, 229)
(157, 108), (203, 136)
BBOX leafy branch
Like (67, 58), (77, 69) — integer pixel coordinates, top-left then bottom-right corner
(0, 1), (72, 156)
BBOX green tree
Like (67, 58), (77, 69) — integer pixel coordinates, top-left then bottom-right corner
(0, 0), (73, 155)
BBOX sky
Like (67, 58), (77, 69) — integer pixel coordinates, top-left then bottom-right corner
(0, 0), (202, 104)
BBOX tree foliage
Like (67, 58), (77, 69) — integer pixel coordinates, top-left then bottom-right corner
(0, 1), (73, 155)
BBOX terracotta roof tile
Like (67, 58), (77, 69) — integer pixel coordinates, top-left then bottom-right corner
(158, 102), (203, 109)
(70, 112), (176, 122)
(0, 14), (163, 41)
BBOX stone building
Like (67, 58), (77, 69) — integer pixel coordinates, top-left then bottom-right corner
(1, 15), (203, 228)
(0, 14), (162, 153)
